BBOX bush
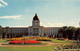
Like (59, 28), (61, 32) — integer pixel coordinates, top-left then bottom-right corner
(62, 44), (80, 49)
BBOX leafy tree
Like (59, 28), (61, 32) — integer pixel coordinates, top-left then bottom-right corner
(2, 29), (7, 38)
(58, 26), (67, 38)
(75, 28), (79, 40)
(58, 26), (78, 40)
(67, 26), (78, 39)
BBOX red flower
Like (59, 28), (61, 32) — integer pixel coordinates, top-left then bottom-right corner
(24, 40), (41, 44)
(9, 40), (24, 44)
(9, 40), (41, 44)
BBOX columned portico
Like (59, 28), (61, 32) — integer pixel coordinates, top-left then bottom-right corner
(33, 28), (39, 36)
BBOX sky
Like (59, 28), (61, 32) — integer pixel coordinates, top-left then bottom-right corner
(0, 0), (80, 27)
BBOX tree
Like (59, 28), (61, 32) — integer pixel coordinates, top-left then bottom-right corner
(0, 28), (3, 39)
(75, 28), (79, 40)
(58, 26), (67, 38)
(2, 29), (7, 39)
(67, 26), (78, 39)
(58, 26), (78, 40)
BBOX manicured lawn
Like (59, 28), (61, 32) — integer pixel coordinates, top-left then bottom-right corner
(0, 46), (56, 51)
(0, 38), (77, 51)
(51, 39), (77, 43)
(0, 39), (6, 42)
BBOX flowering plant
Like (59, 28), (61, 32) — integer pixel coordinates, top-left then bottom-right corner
(36, 37), (51, 41)
(9, 40), (41, 44)
(24, 40), (41, 44)
(9, 40), (24, 44)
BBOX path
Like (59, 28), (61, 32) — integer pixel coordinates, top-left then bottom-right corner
(0, 41), (71, 47)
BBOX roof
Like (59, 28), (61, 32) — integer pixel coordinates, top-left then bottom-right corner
(33, 13), (39, 20)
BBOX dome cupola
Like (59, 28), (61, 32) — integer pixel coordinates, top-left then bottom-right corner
(33, 13), (39, 20)
(32, 13), (40, 26)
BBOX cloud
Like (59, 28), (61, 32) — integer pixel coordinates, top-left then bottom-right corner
(47, 23), (54, 26)
(41, 22), (78, 27)
(10, 25), (28, 27)
(40, 22), (44, 24)
(70, 21), (79, 27)
(0, 3), (5, 7)
(32, 0), (80, 2)
(0, 15), (22, 19)
(47, 22), (65, 27)
(0, 0), (8, 8)
(41, 22), (65, 27)
(54, 22), (65, 27)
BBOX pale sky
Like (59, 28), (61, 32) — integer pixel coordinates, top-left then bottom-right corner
(0, 0), (80, 27)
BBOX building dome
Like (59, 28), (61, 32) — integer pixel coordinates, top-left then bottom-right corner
(33, 13), (39, 20)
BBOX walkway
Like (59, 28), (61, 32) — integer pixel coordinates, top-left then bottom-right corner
(0, 41), (70, 47)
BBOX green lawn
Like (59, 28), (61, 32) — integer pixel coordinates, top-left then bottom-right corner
(51, 39), (77, 43)
(0, 39), (6, 42)
(0, 46), (56, 51)
(0, 39), (77, 51)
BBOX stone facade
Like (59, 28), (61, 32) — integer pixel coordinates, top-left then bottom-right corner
(0, 13), (60, 38)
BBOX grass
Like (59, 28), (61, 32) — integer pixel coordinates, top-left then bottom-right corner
(0, 38), (76, 43)
(51, 39), (77, 43)
(2, 42), (47, 45)
(0, 38), (77, 51)
(0, 46), (57, 51)
(0, 39), (6, 42)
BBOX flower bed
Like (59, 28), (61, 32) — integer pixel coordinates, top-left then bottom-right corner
(55, 44), (80, 51)
(24, 40), (41, 44)
(36, 37), (51, 41)
(9, 40), (24, 44)
(22, 37), (37, 40)
(12, 38), (23, 40)
(62, 44), (80, 49)
(9, 40), (41, 44)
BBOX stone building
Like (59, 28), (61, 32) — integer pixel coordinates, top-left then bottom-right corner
(0, 13), (60, 38)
